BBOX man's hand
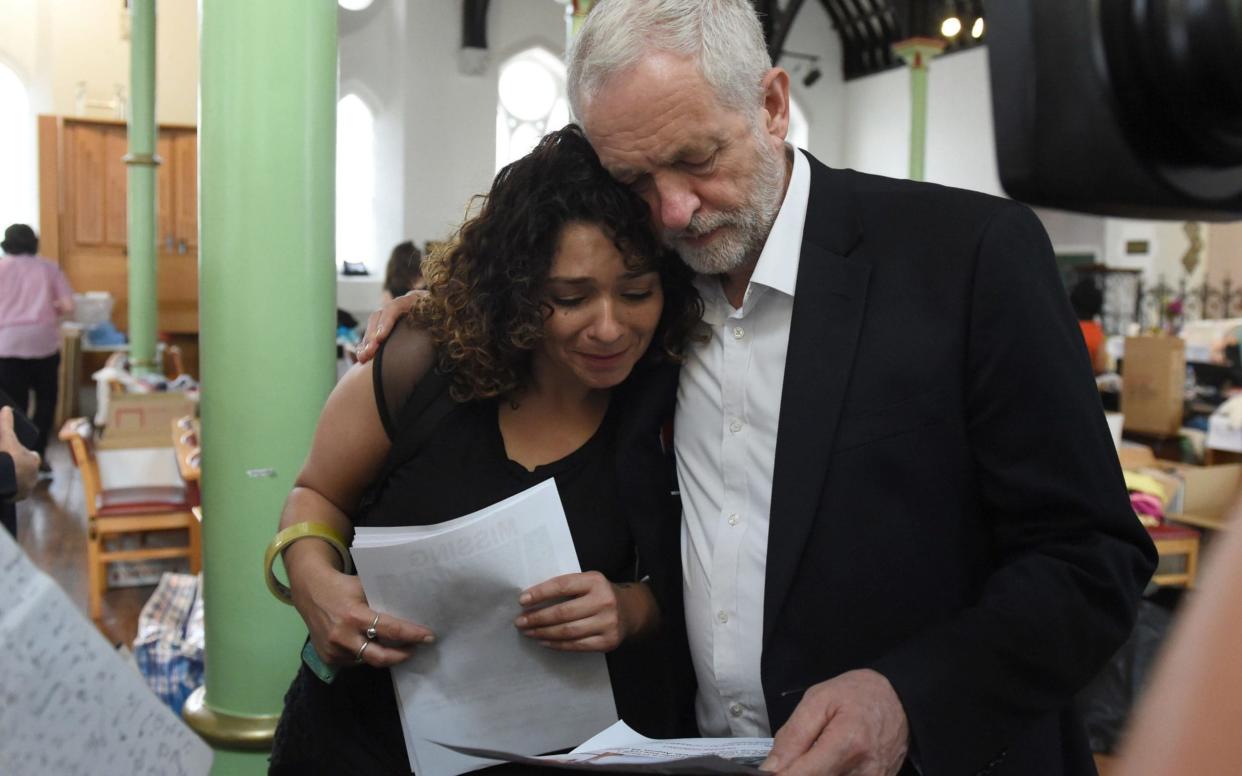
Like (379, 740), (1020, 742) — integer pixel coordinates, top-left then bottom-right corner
(0, 407), (40, 501)
(761, 669), (909, 776)
(355, 290), (423, 364)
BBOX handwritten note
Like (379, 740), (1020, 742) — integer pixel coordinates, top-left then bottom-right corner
(0, 529), (212, 776)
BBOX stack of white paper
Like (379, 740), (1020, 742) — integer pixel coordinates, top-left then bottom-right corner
(352, 479), (618, 776)
(0, 528), (213, 776)
(441, 720), (772, 775)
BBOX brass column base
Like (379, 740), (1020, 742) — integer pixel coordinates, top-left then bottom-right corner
(182, 686), (280, 751)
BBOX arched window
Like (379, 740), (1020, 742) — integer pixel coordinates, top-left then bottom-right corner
(788, 94), (810, 150)
(0, 62), (36, 229)
(496, 47), (569, 173)
(336, 92), (377, 272)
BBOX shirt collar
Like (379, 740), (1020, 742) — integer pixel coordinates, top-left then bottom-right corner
(692, 145), (811, 323)
(748, 145), (810, 298)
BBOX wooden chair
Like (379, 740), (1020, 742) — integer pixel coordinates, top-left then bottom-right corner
(1148, 523), (1201, 588)
(171, 415), (202, 508)
(58, 417), (202, 623)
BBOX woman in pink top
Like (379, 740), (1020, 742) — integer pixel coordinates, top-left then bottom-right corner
(0, 224), (75, 465)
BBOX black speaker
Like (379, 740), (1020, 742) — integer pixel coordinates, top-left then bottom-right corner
(986, 0), (1242, 221)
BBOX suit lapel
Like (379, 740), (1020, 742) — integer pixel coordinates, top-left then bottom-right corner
(763, 158), (870, 648)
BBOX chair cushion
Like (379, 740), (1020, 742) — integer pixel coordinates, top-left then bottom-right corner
(1147, 523), (1200, 540)
(96, 486), (190, 516)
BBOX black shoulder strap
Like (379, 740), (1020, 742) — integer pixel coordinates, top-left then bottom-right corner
(384, 370), (455, 478)
(356, 369), (456, 516)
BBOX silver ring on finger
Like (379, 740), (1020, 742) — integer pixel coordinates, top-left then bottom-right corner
(355, 639), (371, 664)
(365, 613), (380, 641)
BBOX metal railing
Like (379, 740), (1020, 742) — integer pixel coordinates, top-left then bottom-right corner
(1071, 267), (1242, 335)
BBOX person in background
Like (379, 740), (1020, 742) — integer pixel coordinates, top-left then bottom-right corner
(268, 125), (700, 773)
(380, 240), (425, 304)
(361, 2), (1156, 773)
(1071, 277), (1110, 374)
(0, 224), (75, 474)
(0, 400), (41, 537)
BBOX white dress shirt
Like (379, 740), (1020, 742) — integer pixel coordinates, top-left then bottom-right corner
(676, 147), (811, 737)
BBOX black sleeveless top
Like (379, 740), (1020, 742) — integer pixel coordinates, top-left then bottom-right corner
(271, 324), (693, 775)
(362, 397), (638, 587)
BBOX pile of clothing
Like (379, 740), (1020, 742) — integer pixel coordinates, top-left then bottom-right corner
(1124, 468), (1177, 527)
(1118, 446), (1184, 528)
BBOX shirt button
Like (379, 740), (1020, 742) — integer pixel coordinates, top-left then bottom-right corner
(730, 420), (743, 433)
(729, 703), (744, 717)
(717, 610), (729, 624)
(732, 326), (745, 340)
(727, 513), (739, 526)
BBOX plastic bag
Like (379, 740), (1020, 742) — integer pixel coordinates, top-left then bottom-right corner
(132, 572), (205, 714)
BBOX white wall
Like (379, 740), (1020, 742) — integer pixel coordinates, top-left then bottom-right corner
(337, 0), (567, 311)
(842, 64), (908, 180)
(389, 0), (850, 247)
(0, 0), (197, 231)
(922, 48), (1001, 197)
(0, 0), (197, 124)
(779, 0), (846, 166)
(0, 0), (40, 105)
(843, 47), (1001, 197)
(1035, 207), (1107, 259)
(339, 0), (407, 275)
(402, 0), (566, 247)
(1104, 218), (1206, 288)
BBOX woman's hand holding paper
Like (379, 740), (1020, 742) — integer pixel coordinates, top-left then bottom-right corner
(287, 539), (435, 668)
(515, 571), (658, 652)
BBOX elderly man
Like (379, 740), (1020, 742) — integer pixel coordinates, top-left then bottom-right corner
(0, 396), (41, 537)
(361, 2), (1155, 773)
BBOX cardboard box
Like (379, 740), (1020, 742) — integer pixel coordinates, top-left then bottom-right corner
(1118, 442), (1241, 530)
(1121, 336), (1186, 436)
(1118, 443), (1157, 470)
(99, 391), (197, 450)
(1162, 461), (1242, 531)
(1206, 412), (1242, 453)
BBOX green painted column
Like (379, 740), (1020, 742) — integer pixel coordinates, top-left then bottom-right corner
(571, 0), (594, 36)
(125, 0), (158, 374)
(892, 37), (945, 182)
(189, 3), (337, 773)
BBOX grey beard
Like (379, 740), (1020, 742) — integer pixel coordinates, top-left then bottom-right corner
(666, 138), (787, 276)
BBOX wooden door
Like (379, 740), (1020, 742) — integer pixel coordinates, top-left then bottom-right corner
(159, 128), (199, 333)
(62, 121), (129, 328)
(157, 133), (175, 256)
(172, 132), (197, 254)
(46, 118), (200, 335)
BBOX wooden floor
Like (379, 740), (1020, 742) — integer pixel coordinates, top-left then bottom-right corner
(15, 439), (152, 647)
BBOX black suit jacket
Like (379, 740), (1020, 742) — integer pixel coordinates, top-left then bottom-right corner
(751, 155), (1156, 775)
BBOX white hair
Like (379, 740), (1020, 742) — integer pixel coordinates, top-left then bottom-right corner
(567, 0), (772, 119)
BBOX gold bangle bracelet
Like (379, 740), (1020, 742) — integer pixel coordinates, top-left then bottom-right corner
(264, 522), (352, 604)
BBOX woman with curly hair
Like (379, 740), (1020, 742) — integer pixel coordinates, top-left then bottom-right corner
(269, 125), (701, 774)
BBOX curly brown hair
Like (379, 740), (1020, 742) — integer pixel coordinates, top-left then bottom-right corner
(414, 124), (701, 402)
